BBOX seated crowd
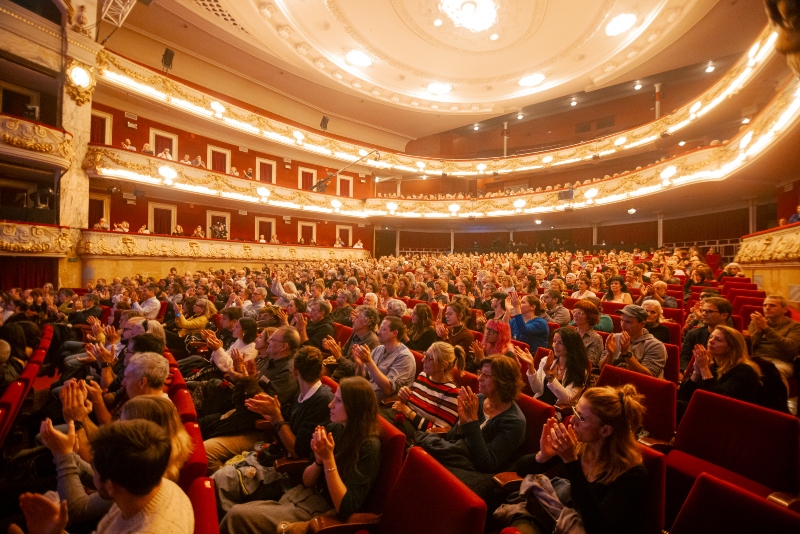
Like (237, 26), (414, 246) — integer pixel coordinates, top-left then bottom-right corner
(0, 243), (798, 534)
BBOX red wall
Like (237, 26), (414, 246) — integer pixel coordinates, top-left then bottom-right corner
(101, 188), (373, 249)
(454, 231), (509, 249)
(663, 208), (748, 243)
(777, 180), (800, 221)
(92, 102), (373, 199)
(399, 231), (451, 250)
(597, 221), (658, 246)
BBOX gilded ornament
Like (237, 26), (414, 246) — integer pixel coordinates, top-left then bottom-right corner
(64, 57), (96, 106)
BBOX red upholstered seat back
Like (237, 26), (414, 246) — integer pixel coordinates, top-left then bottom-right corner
(596, 365), (676, 441)
(363, 417), (406, 514)
(377, 447), (486, 534)
(156, 301), (169, 321)
(173, 387), (198, 423)
(515, 393), (556, 455)
(675, 390), (800, 493)
(731, 296), (768, 316)
(179, 422), (209, 492)
(663, 343), (680, 385)
(333, 323), (353, 347)
(639, 444), (666, 534)
(187, 478), (220, 534)
(452, 368), (479, 391)
(662, 321), (681, 348)
(320, 375), (338, 392)
(670, 473), (800, 534)
(410, 350), (424, 377)
(99, 305), (112, 324)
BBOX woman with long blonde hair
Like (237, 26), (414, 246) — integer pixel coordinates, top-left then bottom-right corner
(504, 384), (648, 534)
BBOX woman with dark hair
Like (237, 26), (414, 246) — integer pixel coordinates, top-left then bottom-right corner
(570, 276), (596, 299)
(683, 269), (707, 302)
(405, 303), (437, 352)
(220, 376), (381, 534)
(209, 316), (258, 373)
(397, 277), (411, 299)
(508, 293), (549, 352)
(499, 385), (648, 534)
(515, 328), (590, 407)
(0, 323), (29, 362)
(415, 355), (526, 501)
(601, 276), (633, 304)
(436, 300), (474, 364)
(377, 284), (396, 310)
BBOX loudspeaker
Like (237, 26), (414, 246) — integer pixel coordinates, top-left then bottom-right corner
(320, 116), (329, 131)
(557, 189), (574, 200)
(162, 48), (174, 70)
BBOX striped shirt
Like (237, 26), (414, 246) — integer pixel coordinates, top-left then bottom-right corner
(408, 372), (459, 430)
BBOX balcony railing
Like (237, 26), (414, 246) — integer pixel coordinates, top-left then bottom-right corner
(0, 114), (74, 171)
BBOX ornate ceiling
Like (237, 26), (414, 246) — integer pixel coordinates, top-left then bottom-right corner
(191, 0), (719, 114)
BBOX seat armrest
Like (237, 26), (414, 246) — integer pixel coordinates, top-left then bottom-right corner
(75, 324), (92, 342)
(493, 471), (523, 491)
(637, 436), (674, 453)
(254, 420), (275, 432)
(273, 457), (310, 476)
(768, 491), (800, 512)
(307, 513), (380, 534)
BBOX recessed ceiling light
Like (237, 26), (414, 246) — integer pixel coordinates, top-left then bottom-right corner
(292, 130), (304, 142)
(416, 161), (426, 169)
(741, 118), (751, 124)
(519, 73), (545, 87)
(433, 19), (443, 27)
(473, 124), (479, 130)
(358, 149), (368, 157)
(705, 62), (715, 73)
(490, 33), (499, 41)
(517, 113), (523, 120)
(678, 141), (686, 146)
(628, 208), (637, 214)
(535, 220), (542, 224)
(209, 101), (226, 113)
(605, 14), (637, 36)
(550, 226), (554, 229)
(570, 99), (577, 107)
(346, 50), (372, 67)
(422, 175), (427, 180)
(634, 81), (643, 90)
(427, 82), (452, 95)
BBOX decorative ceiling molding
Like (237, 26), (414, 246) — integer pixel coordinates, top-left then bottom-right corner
(92, 27), (778, 178)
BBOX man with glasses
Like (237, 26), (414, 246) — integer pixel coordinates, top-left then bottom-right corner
(748, 295), (800, 385)
(680, 297), (732, 372)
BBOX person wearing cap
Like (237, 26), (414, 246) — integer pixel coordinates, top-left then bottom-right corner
(598, 304), (667, 378)
(331, 289), (356, 326)
(345, 277), (362, 301)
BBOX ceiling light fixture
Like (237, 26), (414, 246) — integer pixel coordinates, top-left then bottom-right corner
(416, 161), (426, 169)
(490, 33), (499, 41)
(358, 149), (368, 157)
(473, 124), (479, 130)
(570, 99), (577, 107)
(69, 65), (92, 88)
(448, 203), (461, 214)
(477, 163), (487, 172)
(438, 0), (498, 33)
(158, 166), (177, 180)
(614, 136), (627, 146)
(422, 175), (427, 180)
(519, 73), (546, 87)
(209, 101), (226, 114)
(535, 219), (542, 225)
(605, 14), (637, 36)
(517, 113), (523, 120)
(678, 141), (686, 146)
(346, 50), (372, 67)
(628, 208), (637, 214)
(433, 18), (443, 27)
(257, 187), (270, 197)
(427, 82), (452, 95)
(705, 62), (715, 73)
(741, 118), (751, 124)
(584, 188), (598, 199)
(634, 81), (643, 90)
(660, 166), (677, 180)
(292, 130), (305, 143)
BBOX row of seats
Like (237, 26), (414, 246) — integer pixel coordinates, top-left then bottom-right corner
(0, 324), (53, 446)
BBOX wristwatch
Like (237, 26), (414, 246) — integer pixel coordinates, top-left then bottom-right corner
(620, 352), (632, 359)
(274, 419), (286, 431)
(101, 361), (113, 368)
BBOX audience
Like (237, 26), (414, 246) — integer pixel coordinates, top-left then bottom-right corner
(599, 305), (667, 378)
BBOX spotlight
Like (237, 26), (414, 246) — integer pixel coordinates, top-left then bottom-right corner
(741, 118), (750, 124)
(473, 124), (479, 130)
(634, 81), (642, 90)
(320, 116), (329, 131)
(678, 141), (686, 146)
(161, 48), (174, 72)
(628, 208), (636, 214)
(517, 113), (523, 120)
(705, 62), (715, 73)
(107, 186), (121, 194)
(570, 99), (577, 107)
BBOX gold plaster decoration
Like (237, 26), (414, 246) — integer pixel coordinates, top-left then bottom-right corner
(766, 0), (800, 79)
(735, 226), (800, 264)
(64, 57), (96, 105)
(0, 116), (75, 165)
(78, 231), (371, 262)
(0, 223), (81, 255)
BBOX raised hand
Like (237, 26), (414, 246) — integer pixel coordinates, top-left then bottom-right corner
(60, 381), (92, 423)
(549, 421), (579, 463)
(39, 419), (76, 457)
(396, 386), (412, 403)
(310, 426), (336, 464)
(435, 322), (449, 339)
(513, 345), (534, 369)
(245, 393), (281, 419)
(605, 332), (617, 355)
(15, 493), (68, 534)
(750, 311), (768, 331)
(470, 340), (485, 362)
(103, 325), (121, 345)
(231, 348), (244, 373)
(618, 331), (631, 354)
(244, 359), (257, 377)
(457, 386), (478, 423)
(322, 336), (342, 359)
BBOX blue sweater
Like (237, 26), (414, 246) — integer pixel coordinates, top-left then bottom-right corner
(510, 314), (550, 351)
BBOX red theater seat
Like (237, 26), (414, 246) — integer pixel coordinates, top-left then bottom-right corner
(516, 393), (556, 456)
(173, 387), (197, 423)
(187, 478), (220, 534)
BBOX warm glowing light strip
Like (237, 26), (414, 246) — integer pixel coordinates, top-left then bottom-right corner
(95, 27), (777, 175)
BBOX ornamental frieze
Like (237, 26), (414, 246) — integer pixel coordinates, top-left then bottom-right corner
(735, 225), (800, 264)
(0, 223), (81, 256)
(0, 115), (75, 168)
(77, 231), (371, 262)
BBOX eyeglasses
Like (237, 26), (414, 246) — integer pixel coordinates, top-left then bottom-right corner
(700, 309), (718, 314)
(572, 410), (586, 423)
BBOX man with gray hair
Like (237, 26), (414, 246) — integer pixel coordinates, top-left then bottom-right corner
(635, 280), (677, 309)
(331, 289), (355, 326)
(385, 298), (407, 318)
(297, 300), (334, 349)
(325, 305), (381, 381)
(346, 277), (362, 301)
(242, 287), (267, 319)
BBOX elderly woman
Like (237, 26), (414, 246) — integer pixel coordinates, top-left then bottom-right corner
(415, 355), (526, 501)
(641, 300), (672, 345)
(717, 262), (744, 282)
(385, 298), (408, 318)
(173, 297), (217, 337)
(570, 299), (605, 366)
(389, 341), (461, 434)
(270, 276), (299, 308)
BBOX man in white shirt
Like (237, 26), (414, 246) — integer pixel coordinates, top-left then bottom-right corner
(130, 283), (161, 319)
(242, 287), (267, 319)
